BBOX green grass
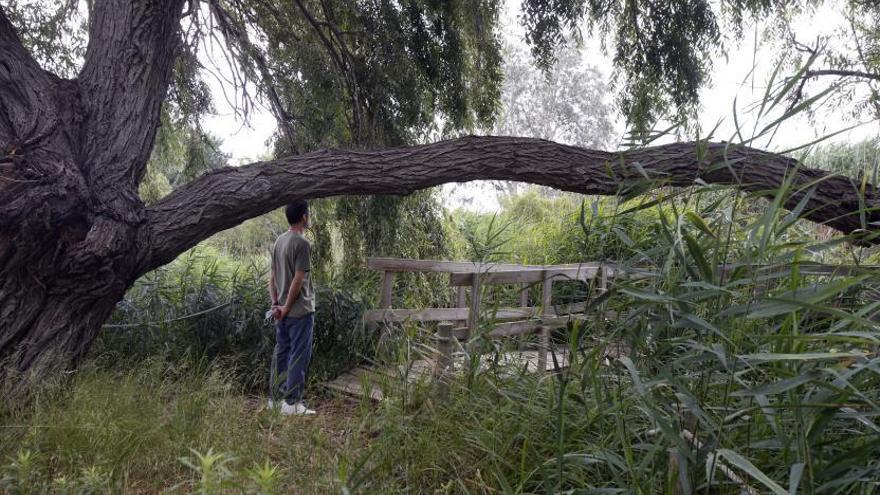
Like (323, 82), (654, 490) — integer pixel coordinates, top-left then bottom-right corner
(8, 186), (880, 493)
(0, 359), (368, 494)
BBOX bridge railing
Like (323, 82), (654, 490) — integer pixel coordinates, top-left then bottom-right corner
(363, 258), (620, 333)
(352, 257), (880, 386)
(363, 257), (629, 372)
(364, 258), (880, 329)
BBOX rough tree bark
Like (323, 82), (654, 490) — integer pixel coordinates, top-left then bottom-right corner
(1, 2), (879, 398)
(142, 138), (880, 273)
(0, 1), (184, 396)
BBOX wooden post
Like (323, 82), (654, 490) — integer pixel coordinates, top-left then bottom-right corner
(539, 271), (553, 373)
(541, 270), (553, 316)
(435, 322), (454, 382)
(520, 282), (529, 307)
(536, 325), (549, 372)
(380, 270), (394, 308)
(456, 285), (467, 329)
(468, 272), (481, 337)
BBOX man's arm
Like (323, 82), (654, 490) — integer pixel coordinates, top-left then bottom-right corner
(268, 269), (279, 306)
(276, 270), (305, 319)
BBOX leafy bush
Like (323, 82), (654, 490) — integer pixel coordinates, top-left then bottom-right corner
(95, 247), (374, 389)
(446, 189), (667, 266)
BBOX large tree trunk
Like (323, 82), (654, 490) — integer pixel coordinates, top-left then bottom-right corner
(0, 2), (183, 401)
(2, 2), (880, 401)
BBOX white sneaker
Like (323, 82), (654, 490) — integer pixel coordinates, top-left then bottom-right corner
(281, 401), (316, 416)
(267, 399), (277, 409)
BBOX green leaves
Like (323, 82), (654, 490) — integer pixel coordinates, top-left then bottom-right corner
(714, 449), (788, 495)
(732, 371), (820, 396)
(743, 276), (869, 319)
(741, 352), (868, 363)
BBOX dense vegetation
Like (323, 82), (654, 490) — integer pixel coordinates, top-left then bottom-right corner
(3, 0), (880, 492)
(2, 138), (879, 493)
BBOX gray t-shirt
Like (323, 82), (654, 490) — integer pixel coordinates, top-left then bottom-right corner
(271, 231), (315, 317)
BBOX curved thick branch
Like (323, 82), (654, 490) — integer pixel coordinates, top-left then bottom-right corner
(141, 136), (879, 274)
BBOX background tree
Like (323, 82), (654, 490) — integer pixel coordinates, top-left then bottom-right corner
(520, 0), (880, 133)
(493, 44), (612, 149)
(489, 42), (613, 198)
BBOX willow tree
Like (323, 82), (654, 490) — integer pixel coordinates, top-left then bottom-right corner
(1, 0), (879, 394)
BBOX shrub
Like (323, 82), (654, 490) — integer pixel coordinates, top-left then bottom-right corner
(94, 248), (374, 389)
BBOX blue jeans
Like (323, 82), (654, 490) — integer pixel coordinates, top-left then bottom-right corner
(270, 313), (314, 404)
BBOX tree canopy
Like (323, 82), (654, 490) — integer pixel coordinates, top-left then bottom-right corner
(6, 0), (878, 153)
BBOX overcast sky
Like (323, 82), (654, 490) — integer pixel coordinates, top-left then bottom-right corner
(200, 1), (878, 209)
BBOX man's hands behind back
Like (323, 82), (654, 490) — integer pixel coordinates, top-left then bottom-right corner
(271, 305), (287, 321)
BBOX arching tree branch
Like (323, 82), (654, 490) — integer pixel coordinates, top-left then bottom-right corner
(140, 136), (878, 274)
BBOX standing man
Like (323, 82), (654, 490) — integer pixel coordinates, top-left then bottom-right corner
(268, 199), (317, 416)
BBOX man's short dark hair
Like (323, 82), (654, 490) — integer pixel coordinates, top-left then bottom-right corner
(285, 200), (309, 225)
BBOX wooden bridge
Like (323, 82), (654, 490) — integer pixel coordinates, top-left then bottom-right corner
(324, 258), (880, 400)
(326, 257), (623, 400)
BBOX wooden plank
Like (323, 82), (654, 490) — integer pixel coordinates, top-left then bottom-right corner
(367, 257), (538, 274)
(519, 283), (529, 307)
(364, 302), (589, 323)
(536, 326), (549, 373)
(456, 286), (467, 329)
(324, 367), (386, 401)
(542, 270), (553, 317)
(435, 322), (454, 377)
(602, 264), (653, 280)
(327, 349), (572, 400)
(486, 320), (540, 338)
(365, 308), (468, 322)
(370, 259), (880, 285)
(551, 301), (587, 314)
(435, 323), (453, 396)
(598, 266), (609, 319)
(449, 265), (600, 286)
(487, 349), (570, 372)
(717, 263), (880, 277)
(487, 315), (587, 338)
